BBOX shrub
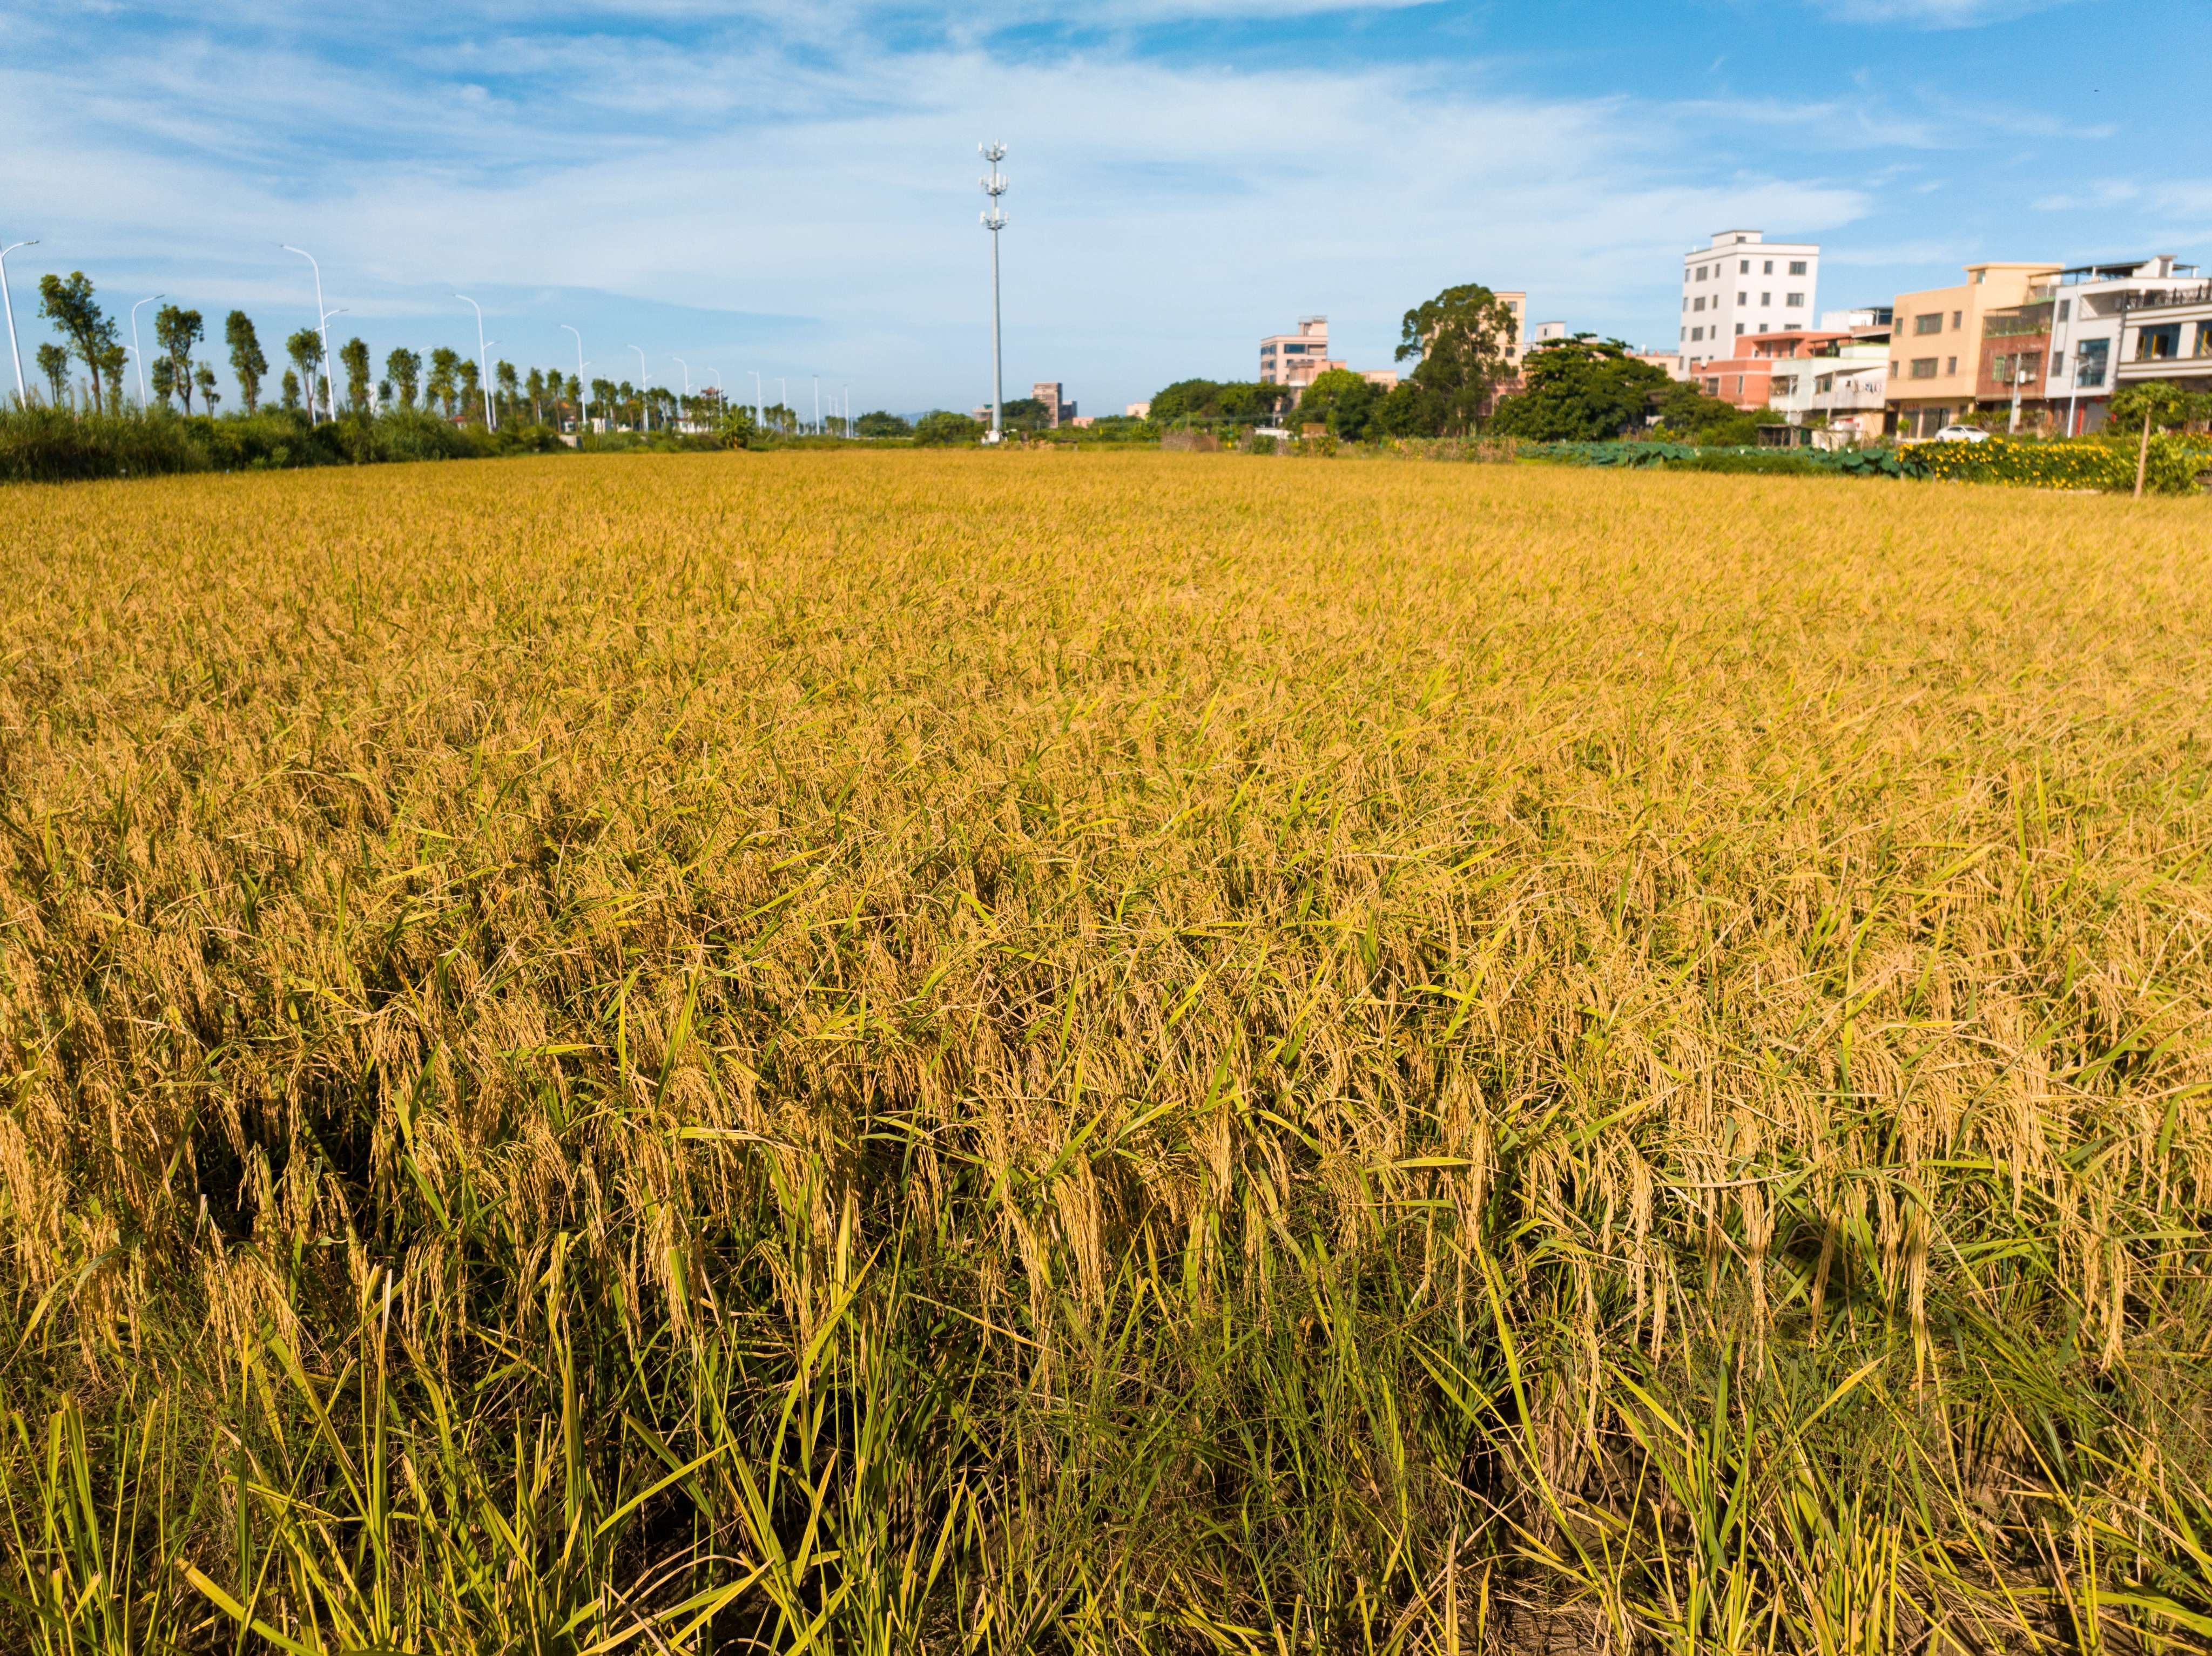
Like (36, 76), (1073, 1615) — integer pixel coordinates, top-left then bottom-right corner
(1898, 434), (2211, 494)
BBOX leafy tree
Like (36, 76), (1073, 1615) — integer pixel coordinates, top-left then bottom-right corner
(225, 312), (267, 414)
(855, 409), (912, 438)
(1488, 338), (1671, 441)
(458, 358), (482, 423)
(1394, 283), (1520, 435)
(1145, 379), (1290, 425)
(999, 396), (1053, 432)
(497, 361), (518, 423)
(149, 357), (177, 408)
(195, 364), (220, 413)
(2109, 379), (2212, 498)
(1653, 377), (1760, 445)
(913, 409), (982, 445)
(154, 305), (205, 413)
(286, 329), (323, 420)
(280, 368), (301, 412)
(340, 337), (373, 414)
(427, 349), (461, 417)
(36, 342), (70, 405)
(1294, 368), (1384, 441)
(386, 348), (422, 410)
(96, 340), (127, 413)
(37, 272), (119, 411)
(525, 367), (546, 424)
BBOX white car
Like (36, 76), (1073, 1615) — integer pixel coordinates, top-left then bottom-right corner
(1932, 425), (1991, 443)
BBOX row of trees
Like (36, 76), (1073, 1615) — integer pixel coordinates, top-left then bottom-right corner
(21, 271), (791, 436)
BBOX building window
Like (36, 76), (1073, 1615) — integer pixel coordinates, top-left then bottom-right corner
(1910, 358), (1939, 379)
(1951, 310), (1963, 329)
(1704, 378), (1720, 394)
(2056, 299), (2070, 321)
(1789, 261), (1806, 276)
(2136, 323), (2181, 361)
(1785, 293), (1804, 307)
(2050, 351), (2065, 376)
(1761, 292), (1771, 306)
(1764, 260), (1775, 274)
(1738, 292), (1748, 305)
(1914, 314), (1943, 335)
(1946, 356), (1957, 375)
(1735, 323), (1745, 335)
(1694, 296), (1705, 313)
(2198, 323), (2212, 357)
(1815, 374), (1833, 393)
(1741, 259), (1750, 273)
(2076, 338), (2108, 386)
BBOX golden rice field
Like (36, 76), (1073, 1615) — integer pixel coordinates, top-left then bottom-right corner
(3, 450), (2210, 1654)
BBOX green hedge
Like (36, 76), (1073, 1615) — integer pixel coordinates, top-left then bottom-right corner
(1896, 434), (2210, 494)
(0, 406), (531, 483)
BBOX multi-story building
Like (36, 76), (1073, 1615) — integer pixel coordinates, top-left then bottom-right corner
(1693, 329), (1853, 410)
(1680, 230), (1820, 370)
(1976, 297), (2054, 430)
(1031, 381), (1075, 427)
(2044, 255), (2205, 434)
(1885, 262), (2058, 437)
(2114, 282), (2212, 405)
(1763, 342), (1890, 441)
(1259, 317), (1343, 390)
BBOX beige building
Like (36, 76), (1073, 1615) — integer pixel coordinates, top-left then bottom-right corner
(1887, 262), (2059, 437)
(1259, 317), (1343, 389)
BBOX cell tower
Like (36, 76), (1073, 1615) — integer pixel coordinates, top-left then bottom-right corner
(980, 142), (1008, 444)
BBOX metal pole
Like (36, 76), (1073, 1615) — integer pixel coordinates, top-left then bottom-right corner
(779, 378), (787, 433)
(673, 356), (689, 427)
(0, 240), (34, 404)
(281, 246), (337, 425)
(630, 345), (649, 429)
(457, 295), (493, 428)
(813, 375), (819, 434)
(981, 143), (1008, 442)
(752, 371), (763, 427)
(561, 324), (585, 430)
(131, 293), (164, 408)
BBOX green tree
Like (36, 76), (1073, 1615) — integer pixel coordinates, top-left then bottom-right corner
(457, 357), (482, 422)
(497, 360), (518, 423)
(1394, 282), (1520, 435)
(1487, 337), (1672, 442)
(286, 329), (323, 420)
(225, 312), (268, 414)
(1144, 379), (1290, 425)
(35, 342), (70, 405)
(340, 337), (373, 415)
(855, 410), (912, 438)
(564, 374), (582, 428)
(154, 305), (205, 414)
(2108, 379), (2211, 499)
(525, 367), (546, 424)
(427, 349), (461, 417)
(195, 364), (220, 413)
(1294, 368), (1384, 441)
(37, 272), (119, 411)
(386, 348), (422, 410)
(150, 357), (177, 408)
(280, 368), (301, 412)
(912, 409), (982, 445)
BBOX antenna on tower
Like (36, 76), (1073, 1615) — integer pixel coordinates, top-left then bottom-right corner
(980, 141), (1009, 443)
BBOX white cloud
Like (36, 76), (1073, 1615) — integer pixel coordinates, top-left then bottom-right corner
(1808, 0), (2072, 25)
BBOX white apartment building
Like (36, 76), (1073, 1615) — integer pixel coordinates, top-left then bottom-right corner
(1681, 229), (1819, 368)
(2043, 255), (2206, 434)
(1765, 342), (1889, 441)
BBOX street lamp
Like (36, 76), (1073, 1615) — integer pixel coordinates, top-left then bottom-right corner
(455, 294), (494, 429)
(0, 239), (36, 404)
(629, 344), (649, 430)
(778, 377), (787, 434)
(560, 323), (586, 431)
(752, 370), (763, 427)
(130, 293), (164, 408)
(280, 245), (339, 428)
(980, 141), (1008, 443)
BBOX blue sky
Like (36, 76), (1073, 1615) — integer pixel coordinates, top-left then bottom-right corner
(3, 0), (2206, 416)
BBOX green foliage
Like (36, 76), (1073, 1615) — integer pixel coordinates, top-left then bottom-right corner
(1293, 367), (1386, 442)
(856, 409), (912, 438)
(224, 311), (266, 414)
(1901, 432), (2210, 494)
(0, 404), (511, 481)
(718, 408), (760, 449)
(912, 409), (983, 446)
(386, 347), (422, 411)
(2108, 378), (2211, 434)
(1395, 282), (1520, 434)
(340, 337), (373, 414)
(152, 304), (205, 413)
(1145, 378), (1289, 425)
(34, 342), (70, 405)
(1000, 395), (1053, 431)
(1489, 338), (1672, 441)
(36, 271), (119, 409)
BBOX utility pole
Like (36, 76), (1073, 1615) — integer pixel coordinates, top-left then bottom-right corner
(281, 246), (338, 427)
(980, 142), (1008, 443)
(630, 344), (649, 430)
(130, 293), (164, 408)
(457, 295), (494, 429)
(0, 240), (35, 404)
(752, 370), (763, 428)
(813, 375), (819, 434)
(561, 324), (586, 431)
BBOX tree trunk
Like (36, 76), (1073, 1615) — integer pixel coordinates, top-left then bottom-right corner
(2135, 410), (2152, 498)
